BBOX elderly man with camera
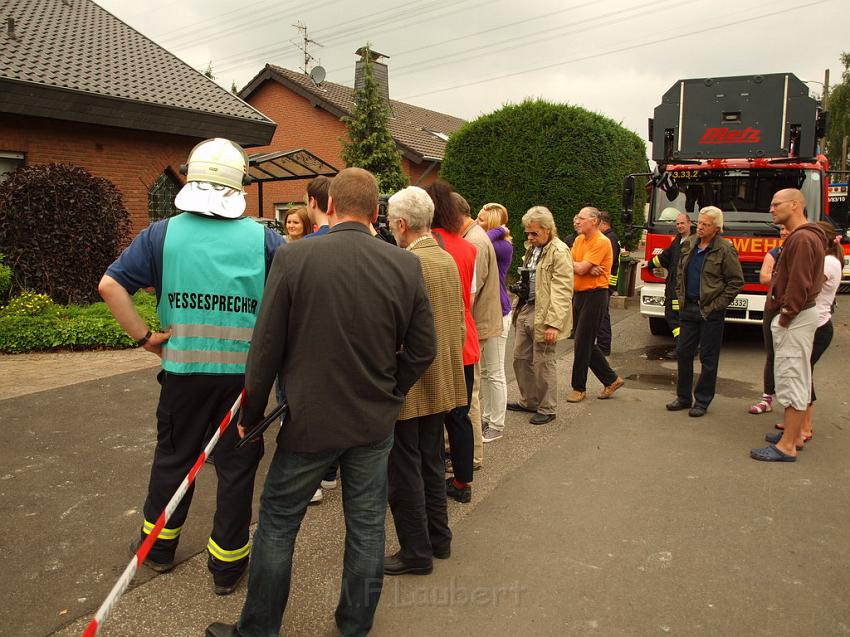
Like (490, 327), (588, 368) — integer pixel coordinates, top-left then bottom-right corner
(507, 206), (574, 425)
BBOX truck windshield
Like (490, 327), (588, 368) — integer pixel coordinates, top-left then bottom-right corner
(651, 168), (821, 228)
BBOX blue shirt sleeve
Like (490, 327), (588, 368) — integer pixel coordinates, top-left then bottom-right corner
(264, 228), (285, 275)
(105, 219), (168, 297)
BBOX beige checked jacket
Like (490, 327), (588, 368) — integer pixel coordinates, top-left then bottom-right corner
(399, 237), (468, 421)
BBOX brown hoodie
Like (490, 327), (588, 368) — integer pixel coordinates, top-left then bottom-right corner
(766, 223), (827, 327)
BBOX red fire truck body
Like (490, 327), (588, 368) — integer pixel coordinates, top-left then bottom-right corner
(630, 74), (849, 335)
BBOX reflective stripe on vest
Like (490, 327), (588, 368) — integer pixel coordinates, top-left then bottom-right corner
(672, 326), (681, 338)
(207, 537), (250, 562)
(608, 274), (618, 286)
(158, 213), (266, 375)
(671, 299), (680, 311)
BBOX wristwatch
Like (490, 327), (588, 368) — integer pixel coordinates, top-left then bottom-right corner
(136, 329), (152, 346)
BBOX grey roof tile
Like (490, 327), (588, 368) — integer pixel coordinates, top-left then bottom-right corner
(263, 65), (466, 161)
(0, 0), (271, 124)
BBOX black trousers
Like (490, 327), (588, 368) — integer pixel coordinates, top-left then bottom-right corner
(595, 289), (614, 354)
(810, 319), (833, 403)
(388, 412), (452, 565)
(142, 372), (264, 584)
(444, 364), (475, 483)
(572, 288), (618, 391)
(676, 302), (725, 408)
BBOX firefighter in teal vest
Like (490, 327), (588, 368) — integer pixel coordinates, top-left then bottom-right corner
(99, 138), (284, 595)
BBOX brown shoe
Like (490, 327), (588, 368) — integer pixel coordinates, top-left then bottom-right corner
(566, 390), (586, 403)
(598, 377), (624, 399)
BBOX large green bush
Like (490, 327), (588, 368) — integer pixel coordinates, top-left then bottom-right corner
(0, 163), (131, 305)
(0, 291), (160, 353)
(441, 99), (647, 267)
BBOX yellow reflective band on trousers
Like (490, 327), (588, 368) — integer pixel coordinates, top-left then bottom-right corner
(207, 537), (250, 562)
(671, 299), (680, 311)
(608, 274), (618, 286)
(143, 519), (183, 541)
(672, 327), (681, 338)
(651, 255), (662, 267)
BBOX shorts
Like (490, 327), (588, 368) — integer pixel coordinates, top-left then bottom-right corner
(771, 306), (818, 411)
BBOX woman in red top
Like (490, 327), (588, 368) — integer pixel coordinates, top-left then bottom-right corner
(425, 180), (478, 503)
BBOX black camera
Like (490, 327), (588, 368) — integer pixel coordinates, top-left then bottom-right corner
(509, 266), (533, 301)
(374, 194), (396, 245)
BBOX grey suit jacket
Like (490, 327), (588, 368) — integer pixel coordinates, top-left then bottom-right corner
(242, 221), (436, 452)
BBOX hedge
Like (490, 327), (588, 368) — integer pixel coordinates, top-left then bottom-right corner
(0, 291), (160, 354)
(0, 163), (131, 305)
(440, 99), (647, 270)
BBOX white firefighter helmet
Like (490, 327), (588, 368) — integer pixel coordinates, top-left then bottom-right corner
(174, 138), (252, 218)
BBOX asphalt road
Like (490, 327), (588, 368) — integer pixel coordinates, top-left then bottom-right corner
(3, 300), (849, 636)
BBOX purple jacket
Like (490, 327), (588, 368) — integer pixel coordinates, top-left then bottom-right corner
(487, 226), (514, 316)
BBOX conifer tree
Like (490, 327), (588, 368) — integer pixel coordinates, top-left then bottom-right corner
(341, 45), (408, 193)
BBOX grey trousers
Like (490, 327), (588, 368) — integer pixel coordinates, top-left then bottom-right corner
(512, 303), (558, 415)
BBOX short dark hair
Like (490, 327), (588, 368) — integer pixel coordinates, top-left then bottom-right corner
(328, 168), (378, 219)
(425, 179), (463, 234)
(306, 176), (331, 213)
(598, 210), (611, 225)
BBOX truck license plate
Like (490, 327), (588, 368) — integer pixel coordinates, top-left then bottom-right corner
(729, 298), (748, 309)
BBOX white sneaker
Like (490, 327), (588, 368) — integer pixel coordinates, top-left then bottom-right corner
(320, 478), (338, 489)
(310, 488), (323, 504)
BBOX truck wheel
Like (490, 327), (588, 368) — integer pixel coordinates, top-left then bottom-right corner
(649, 317), (669, 336)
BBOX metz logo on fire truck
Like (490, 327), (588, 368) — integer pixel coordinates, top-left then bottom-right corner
(698, 127), (761, 145)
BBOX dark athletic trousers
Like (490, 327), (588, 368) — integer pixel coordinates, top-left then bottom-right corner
(142, 372), (264, 584)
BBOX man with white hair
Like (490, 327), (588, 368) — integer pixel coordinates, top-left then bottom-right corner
(98, 138), (284, 595)
(507, 206), (573, 424)
(667, 206), (743, 417)
(383, 186), (467, 575)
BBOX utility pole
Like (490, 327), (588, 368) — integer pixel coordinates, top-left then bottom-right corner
(823, 68), (830, 109)
(292, 21), (323, 75)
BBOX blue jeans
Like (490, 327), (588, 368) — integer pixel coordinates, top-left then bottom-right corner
(237, 432), (393, 637)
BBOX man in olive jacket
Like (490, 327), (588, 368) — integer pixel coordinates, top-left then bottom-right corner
(668, 206), (744, 417)
(508, 206), (574, 425)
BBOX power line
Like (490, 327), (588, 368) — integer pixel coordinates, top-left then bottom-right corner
(398, 0), (831, 101)
(214, 0), (481, 75)
(388, 1), (675, 80)
(321, 0), (608, 76)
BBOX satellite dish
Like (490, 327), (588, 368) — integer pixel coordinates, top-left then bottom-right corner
(309, 65), (326, 86)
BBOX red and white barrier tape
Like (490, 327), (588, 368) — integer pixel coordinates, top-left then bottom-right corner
(82, 389), (245, 637)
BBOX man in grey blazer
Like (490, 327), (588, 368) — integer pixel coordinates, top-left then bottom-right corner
(207, 168), (436, 637)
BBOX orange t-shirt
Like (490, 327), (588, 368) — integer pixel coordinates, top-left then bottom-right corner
(572, 231), (612, 291)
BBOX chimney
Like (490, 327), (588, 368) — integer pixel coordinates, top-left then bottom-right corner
(354, 47), (390, 106)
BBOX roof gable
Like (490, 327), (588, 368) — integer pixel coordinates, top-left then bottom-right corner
(0, 0), (276, 145)
(241, 64), (465, 162)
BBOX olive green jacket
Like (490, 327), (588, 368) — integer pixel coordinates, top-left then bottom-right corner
(675, 234), (744, 318)
(517, 236), (574, 342)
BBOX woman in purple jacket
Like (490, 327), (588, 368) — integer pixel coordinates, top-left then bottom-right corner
(477, 203), (514, 442)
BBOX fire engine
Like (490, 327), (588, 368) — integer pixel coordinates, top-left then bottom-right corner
(621, 73), (850, 336)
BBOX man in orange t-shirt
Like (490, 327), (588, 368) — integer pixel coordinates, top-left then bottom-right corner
(568, 207), (624, 403)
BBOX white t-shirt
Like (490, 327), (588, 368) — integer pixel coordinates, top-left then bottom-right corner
(816, 255), (842, 327)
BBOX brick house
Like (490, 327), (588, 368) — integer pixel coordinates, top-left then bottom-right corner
(0, 0), (276, 234)
(238, 51), (466, 219)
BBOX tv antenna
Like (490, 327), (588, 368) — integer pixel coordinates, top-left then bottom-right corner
(292, 21), (323, 75)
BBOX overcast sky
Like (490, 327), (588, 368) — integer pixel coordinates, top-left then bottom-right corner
(98, 0), (845, 144)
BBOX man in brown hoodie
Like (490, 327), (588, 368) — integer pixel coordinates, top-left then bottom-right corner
(750, 188), (826, 462)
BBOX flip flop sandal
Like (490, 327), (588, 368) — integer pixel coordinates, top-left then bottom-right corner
(749, 398), (773, 414)
(750, 444), (796, 462)
(764, 431), (804, 450)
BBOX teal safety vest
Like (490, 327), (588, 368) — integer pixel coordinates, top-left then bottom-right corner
(158, 213), (266, 375)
